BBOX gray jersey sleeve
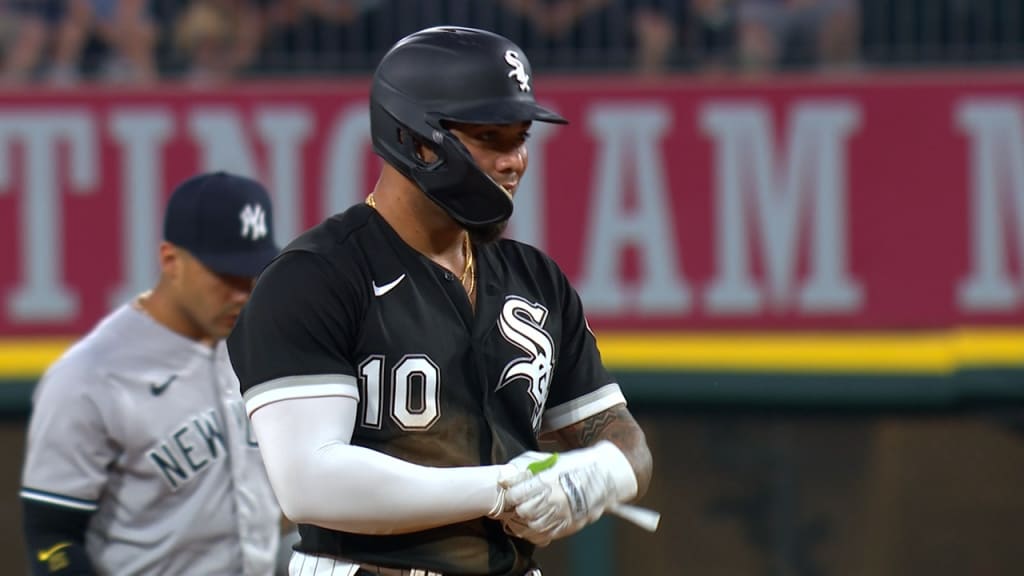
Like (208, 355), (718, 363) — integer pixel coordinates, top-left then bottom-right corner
(22, 350), (116, 510)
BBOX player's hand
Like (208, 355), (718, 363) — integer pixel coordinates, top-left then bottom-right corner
(502, 441), (638, 544)
(487, 451), (554, 520)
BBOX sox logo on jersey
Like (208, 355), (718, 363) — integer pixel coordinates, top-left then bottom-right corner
(496, 295), (554, 431)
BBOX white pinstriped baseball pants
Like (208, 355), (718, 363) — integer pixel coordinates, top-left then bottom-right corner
(288, 550), (541, 576)
(289, 551), (439, 575)
(288, 551), (356, 576)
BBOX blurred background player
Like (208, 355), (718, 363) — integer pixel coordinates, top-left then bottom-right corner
(173, 0), (262, 84)
(736, 0), (860, 73)
(48, 0), (158, 84)
(0, 0), (61, 84)
(227, 26), (653, 575)
(20, 172), (283, 575)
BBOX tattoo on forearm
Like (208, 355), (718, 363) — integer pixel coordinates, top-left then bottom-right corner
(570, 405), (638, 447)
(559, 405), (653, 498)
(578, 408), (619, 445)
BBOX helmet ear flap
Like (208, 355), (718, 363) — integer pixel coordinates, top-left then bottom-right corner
(388, 121), (441, 169)
(371, 102), (514, 227)
(417, 130), (514, 227)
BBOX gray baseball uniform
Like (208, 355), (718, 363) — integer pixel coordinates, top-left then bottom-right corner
(21, 303), (281, 575)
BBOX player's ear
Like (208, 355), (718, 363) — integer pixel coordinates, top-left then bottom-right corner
(158, 242), (183, 279)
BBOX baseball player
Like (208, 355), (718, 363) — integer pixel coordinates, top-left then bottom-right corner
(21, 172), (284, 575)
(227, 26), (654, 576)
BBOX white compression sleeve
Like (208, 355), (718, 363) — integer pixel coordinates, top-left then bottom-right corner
(250, 393), (509, 535)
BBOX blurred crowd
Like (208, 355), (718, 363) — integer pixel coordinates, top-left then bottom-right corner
(0, 0), (1020, 86)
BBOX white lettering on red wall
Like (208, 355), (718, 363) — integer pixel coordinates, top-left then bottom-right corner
(2, 74), (1024, 335)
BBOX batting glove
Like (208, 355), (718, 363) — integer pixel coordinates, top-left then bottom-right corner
(502, 441), (638, 544)
(487, 451), (555, 519)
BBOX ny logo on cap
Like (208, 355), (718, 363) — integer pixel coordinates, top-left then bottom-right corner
(239, 203), (267, 241)
(504, 50), (530, 92)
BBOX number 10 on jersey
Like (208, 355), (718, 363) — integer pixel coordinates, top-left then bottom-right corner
(359, 355), (441, 431)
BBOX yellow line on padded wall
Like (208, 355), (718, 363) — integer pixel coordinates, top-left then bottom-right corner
(594, 329), (1024, 374)
(2, 329), (1024, 378)
(0, 339), (77, 378)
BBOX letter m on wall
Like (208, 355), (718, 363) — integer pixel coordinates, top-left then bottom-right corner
(700, 100), (863, 315)
(957, 99), (1024, 312)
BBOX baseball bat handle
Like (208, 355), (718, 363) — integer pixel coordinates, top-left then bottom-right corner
(609, 503), (661, 532)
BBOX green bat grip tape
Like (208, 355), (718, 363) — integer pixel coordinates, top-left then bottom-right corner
(527, 453), (559, 474)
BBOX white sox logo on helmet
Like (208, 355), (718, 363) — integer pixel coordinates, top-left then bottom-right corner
(504, 50), (530, 92)
(496, 295), (554, 431)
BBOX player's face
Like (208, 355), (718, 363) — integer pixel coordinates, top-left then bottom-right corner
(173, 249), (255, 342)
(448, 121), (531, 195)
(448, 121), (531, 243)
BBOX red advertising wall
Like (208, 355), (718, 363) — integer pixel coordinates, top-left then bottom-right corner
(3, 72), (1024, 380)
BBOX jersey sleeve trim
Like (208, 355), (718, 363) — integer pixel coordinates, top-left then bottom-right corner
(243, 374), (359, 417)
(20, 488), (99, 512)
(540, 383), (627, 433)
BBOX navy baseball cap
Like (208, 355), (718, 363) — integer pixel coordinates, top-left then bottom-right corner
(163, 171), (279, 277)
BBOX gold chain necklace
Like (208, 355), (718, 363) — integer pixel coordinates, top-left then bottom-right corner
(460, 235), (475, 296)
(366, 194), (475, 294)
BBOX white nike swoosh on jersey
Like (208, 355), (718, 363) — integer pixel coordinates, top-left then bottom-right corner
(372, 274), (406, 297)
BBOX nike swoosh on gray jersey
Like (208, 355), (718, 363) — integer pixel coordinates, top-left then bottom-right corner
(150, 375), (177, 396)
(372, 274), (406, 297)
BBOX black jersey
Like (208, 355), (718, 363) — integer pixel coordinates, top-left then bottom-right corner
(228, 204), (626, 575)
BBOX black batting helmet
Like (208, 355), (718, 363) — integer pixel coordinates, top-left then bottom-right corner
(370, 26), (567, 227)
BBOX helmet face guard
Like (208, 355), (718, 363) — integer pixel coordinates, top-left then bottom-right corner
(370, 26), (567, 227)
